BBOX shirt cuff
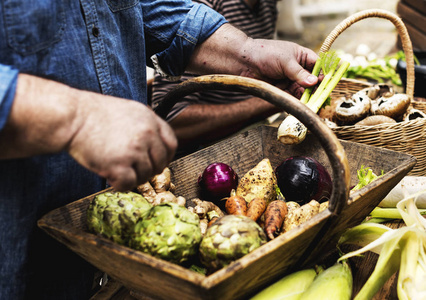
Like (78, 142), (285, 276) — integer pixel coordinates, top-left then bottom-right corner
(0, 65), (19, 131)
(151, 3), (227, 79)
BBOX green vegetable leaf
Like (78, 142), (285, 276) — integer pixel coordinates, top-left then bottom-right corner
(352, 165), (382, 191)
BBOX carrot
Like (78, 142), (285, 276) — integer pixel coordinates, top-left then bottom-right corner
(225, 195), (247, 216)
(207, 210), (220, 227)
(264, 200), (288, 240)
(246, 197), (267, 221)
(208, 216), (219, 227)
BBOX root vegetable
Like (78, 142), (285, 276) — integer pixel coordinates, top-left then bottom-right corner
(150, 167), (172, 193)
(152, 191), (178, 206)
(137, 167), (179, 206)
(136, 182), (157, 204)
(246, 197), (267, 221)
(236, 158), (277, 204)
(199, 218), (208, 236)
(169, 182), (176, 193)
(282, 200), (320, 233)
(278, 52), (350, 144)
(275, 156), (332, 204)
(176, 196), (186, 207)
(198, 163), (238, 199)
(225, 195), (248, 216)
(207, 210), (220, 227)
(264, 200), (288, 240)
(319, 201), (329, 212)
(379, 176), (426, 208)
(189, 198), (224, 219)
(286, 201), (301, 212)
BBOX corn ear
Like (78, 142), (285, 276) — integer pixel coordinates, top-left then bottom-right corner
(351, 236), (401, 300)
(339, 191), (426, 300)
(397, 231), (423, 300)
(369, 207), (426, 220)
(338, 222), (391, 255)
(299, 260), (352, 300)
(250, 268), (319, 300)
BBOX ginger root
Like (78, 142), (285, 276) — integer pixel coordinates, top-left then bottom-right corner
(136, 167), (185, 206)
(188, 198), (224, 219)
(187, 198), (224, 235)
(150, 167), (172, 193)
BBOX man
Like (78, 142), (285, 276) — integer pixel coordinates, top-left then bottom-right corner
(152, 0), (286, 154)
(0, 0), (317, 299)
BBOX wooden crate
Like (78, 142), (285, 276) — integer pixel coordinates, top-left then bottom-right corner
(38, 125), (415, 300)
(397, 0), (426, 51)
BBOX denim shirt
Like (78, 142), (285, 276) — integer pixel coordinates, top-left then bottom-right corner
(0, 1), (226, 299)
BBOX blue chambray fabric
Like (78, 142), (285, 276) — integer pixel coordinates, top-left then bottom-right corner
(0, 0), (226, 299)
(0, 65), (18, 131)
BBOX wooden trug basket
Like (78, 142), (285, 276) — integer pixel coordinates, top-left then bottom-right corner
(39, 73), (416, 299)
(324, 9), (426, 176)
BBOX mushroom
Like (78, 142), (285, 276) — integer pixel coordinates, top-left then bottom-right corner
(370, 93), (411, 120)
(355, 115), (397, 126)
(334, 90), (371, 124)
(323, 118), (338, 128)
(403, 108), (426, 122)
(367, 83), (395, 99)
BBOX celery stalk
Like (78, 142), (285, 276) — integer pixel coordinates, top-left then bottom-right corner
(308, 61), (350, 113)
(305, 73), (332, 111)
(300, 53), (324, 104)
(277, 50), (348, 145)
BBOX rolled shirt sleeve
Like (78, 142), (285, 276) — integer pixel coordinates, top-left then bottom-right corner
(0, 64), (18, 131)
(144, 1), (227, 79)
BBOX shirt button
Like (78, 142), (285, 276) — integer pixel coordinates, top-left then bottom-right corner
(92, 26), (100, 37)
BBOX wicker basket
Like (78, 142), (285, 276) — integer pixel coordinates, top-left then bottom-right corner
(322, 9), (426, 176)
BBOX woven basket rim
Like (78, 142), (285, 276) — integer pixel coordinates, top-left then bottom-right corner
(331, 116), (426, 130)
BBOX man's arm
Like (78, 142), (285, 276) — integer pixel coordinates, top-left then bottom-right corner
(169, 96), (281, 146)
(186, 23), (319, 95)
(0, 74), (177, 191)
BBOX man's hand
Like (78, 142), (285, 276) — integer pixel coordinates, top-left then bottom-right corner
(240, 38), (318, 97)
(187, 23), (319, 98)
(68, 93), (177, 191)
(0, 74), (177, 192)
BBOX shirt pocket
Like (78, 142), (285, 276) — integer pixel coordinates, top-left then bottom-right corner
(106, 0), (139, 12)
(3, 0), (65, 55)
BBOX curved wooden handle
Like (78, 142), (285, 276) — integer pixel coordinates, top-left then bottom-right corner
(154, 74), (351, 215)
(320, 9), (415, 98)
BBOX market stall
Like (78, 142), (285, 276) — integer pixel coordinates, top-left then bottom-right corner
(37, 4), (426, 300)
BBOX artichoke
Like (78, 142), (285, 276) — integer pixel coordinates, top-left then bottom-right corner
(131, 202), (202, 264)
(199, 215), (267, 271)
(87, 191), (152, 245)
